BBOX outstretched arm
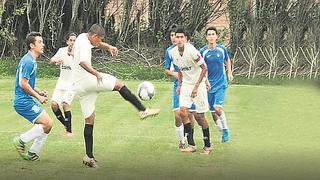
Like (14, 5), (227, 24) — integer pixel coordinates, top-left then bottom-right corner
(97, 42), (118, 56)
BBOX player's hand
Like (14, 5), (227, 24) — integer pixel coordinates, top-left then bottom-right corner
(38, 90), (48, 98)
(191, 86), (198, 98)
(228, 73), (234, 82)
(54, 59), (63, 65)
(173, 72), (179, 80)
(176, 86), (181, 96)
(37, 95), (48, 104)
(96, 73), (103, 86)
(109, 46), (118, 56)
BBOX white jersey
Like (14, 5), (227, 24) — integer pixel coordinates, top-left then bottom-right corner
(72, 33), (95, 83)
(52, 47), (74, 90)
(169, 43), (206, 85)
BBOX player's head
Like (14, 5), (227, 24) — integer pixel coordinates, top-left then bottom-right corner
(175, 26), (187, 48)
(206, 26), (218, 44)
(66, 32), (77, 49)
(26, 32), (44, 55)
(88, 24), (105, 47)
(168, 24), (177, 45)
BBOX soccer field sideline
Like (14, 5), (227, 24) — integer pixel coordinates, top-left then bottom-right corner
(1, 78), (320, 180)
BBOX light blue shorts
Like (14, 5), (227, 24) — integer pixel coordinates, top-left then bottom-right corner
(14, 100), (44, 124)
(208, 87), (226, 112)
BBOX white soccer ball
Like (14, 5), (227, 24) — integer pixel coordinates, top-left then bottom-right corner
(137, 81), (155, 101)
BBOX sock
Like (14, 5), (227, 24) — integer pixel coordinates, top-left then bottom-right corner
(53, 108), (66, 126)
(216, 119), (223, 132)
(184, 123), (195, 146)
(202, 128), (211, 148)
(64, 111), (72, 133)
(119, 86), (146, 111)
(20, 124), (44, 143)
(220, 112), (228, 130)
(84, 124), (94, 158)
(175, 124), (185, 143)
(29, 133), (48, 154)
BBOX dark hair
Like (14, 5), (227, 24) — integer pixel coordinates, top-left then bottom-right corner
(66, 32), (77, 40)
(168, 24), (178, 34)
(25, 32), (42, 50)
(88, 24), (105, 37)
(206, 27), (218, 35)
(175, 26), (187, 35)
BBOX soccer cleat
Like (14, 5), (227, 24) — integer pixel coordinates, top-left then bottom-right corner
(13, 136), (27, 159)
(25, 151), (40, 161)
(139, 108), (160, 120)
(178, 141), (186, 150)
(82, 155), (98, 168)
(200, 146), (214, 155)
(63, 131), (74, 137)
(222, 129), (229, 143)
(180, 145), (196, 153)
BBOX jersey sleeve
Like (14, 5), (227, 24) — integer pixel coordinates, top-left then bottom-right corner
(164, 48), (172, 69)
(20, 60), (34, 80)
(190, 45), (205, 66)
(223, 46), (230, 61)
(78, 43), (92, 64)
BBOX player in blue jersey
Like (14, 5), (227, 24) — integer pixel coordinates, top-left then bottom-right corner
(199, 27), (233, 143)
(12, 32), (53, 161)
(164, 24), (196, 150)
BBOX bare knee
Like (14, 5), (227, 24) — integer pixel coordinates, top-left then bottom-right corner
(214, 106), (223, 116)
(51, 101), (59, 110)
(113, 80), (124, 91)
(174, 110), (182, 126)
(85, 112), (95, 124)
(62, 102), (70, 112)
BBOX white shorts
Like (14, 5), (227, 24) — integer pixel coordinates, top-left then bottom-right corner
(72, 73), (117, 118)
(179, 82), (208, 113)
(51, 88), (74, 105)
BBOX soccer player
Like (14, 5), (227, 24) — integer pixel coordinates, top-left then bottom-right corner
(199, 27), (233, 143)
(50, 33), (77, 136)
(170, 26), (213, 154)
(164, 25), (196, 150)
(12, 32), (53, 161)
(71, 24), (160, 168)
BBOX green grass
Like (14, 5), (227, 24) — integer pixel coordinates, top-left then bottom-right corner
(0, 78), (320, 180)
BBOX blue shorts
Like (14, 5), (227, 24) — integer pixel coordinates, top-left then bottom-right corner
(14, 100), (44, 124)
(173, 84), (196, 111)
(208, 87), (226, 112)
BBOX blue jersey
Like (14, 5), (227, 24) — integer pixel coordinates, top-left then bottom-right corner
(13, 52), (37, 106)
(164, 44), (179, 86)
(199, 44), (229, 93)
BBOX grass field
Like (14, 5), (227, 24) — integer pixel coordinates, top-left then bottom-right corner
(1, 78), (320, 180)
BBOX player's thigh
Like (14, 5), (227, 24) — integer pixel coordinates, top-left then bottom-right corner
(213, 87), (226, 108)
(179, 83), (193, 109)
(35, 111), (52, 127)
(207, 92), (216, 112)
(79, 92), (98, 119)
(14, 101), (45, 124)
(51, 88), (63, 105)
(97, 73), (117, 92)
(194, 84), (209, 113)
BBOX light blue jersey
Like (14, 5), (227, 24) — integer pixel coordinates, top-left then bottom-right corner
(199, 44), (229, 93)
(13, 52), (44, 123)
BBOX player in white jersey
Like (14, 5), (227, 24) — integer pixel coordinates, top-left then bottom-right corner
(170, 26), (213, 155)
(50, 33), (77, 137)
(199, 27), (233, 143)
(71, 24), (160, 168)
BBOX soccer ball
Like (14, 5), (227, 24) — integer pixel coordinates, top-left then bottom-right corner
(137, 81), (155, 101)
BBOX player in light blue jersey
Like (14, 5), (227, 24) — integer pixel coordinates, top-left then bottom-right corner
(199, 27), (234, 143)
(12, 32), (53, 161)
(164, 24), (196, 150)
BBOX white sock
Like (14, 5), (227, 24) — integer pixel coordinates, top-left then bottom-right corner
(20, 124), (44, 143)
(29, 133), (48, 154)
(175, 124), (185, 144)
(220, 112), (228, 130)
(215, 119), (223, 132)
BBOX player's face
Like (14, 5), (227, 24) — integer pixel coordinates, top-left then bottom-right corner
(30, 36), (44, 55)
(66, 35), (76, 48)
(206, 30), (218, 44)
(170, 32), (177, 45)
(90, 34), (104, 47)
(176, 33), (186, 48)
